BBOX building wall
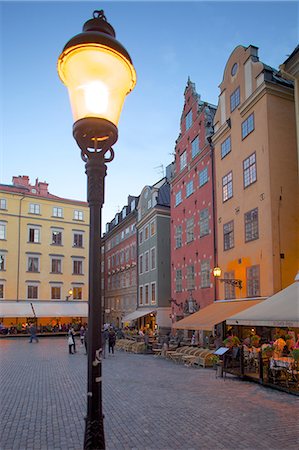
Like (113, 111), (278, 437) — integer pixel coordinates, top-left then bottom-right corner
(156, 214), (171, 307)
(212, 45), (298, 300)
(0, 177), (89, 304)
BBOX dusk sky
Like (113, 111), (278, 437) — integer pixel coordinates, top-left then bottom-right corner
(1, 1), (298, 229)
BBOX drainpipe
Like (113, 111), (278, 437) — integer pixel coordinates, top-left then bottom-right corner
(16, 195), (25, 301)
(209, 137), (218, 304)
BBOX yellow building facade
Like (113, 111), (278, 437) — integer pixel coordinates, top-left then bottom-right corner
(0, 176), (89, 326)
(212, 45), (298, 301)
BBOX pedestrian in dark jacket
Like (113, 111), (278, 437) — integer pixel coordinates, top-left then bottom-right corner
(29, 323), (39, 343)
(108, 328), (116, 355)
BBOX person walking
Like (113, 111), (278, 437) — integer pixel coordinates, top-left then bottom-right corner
(29, 323), (39, 343)
(108, 328), (116, 355)
(79, 325), (85, 346)
(68, 328), (75, 354)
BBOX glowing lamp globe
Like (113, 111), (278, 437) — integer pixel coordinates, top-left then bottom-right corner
(213, 267), (222, 278)
(58, 10), (136, 150)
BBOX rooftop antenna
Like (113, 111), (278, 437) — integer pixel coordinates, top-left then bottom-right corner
(154, 164), (164, 178)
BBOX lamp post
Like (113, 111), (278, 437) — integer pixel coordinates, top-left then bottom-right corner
(57, 10), (136, 450)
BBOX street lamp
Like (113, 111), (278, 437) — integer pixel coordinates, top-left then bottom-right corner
(66, 289), (73, 301)
(213, 267), (242, 289)
(58, 10), (136, 450)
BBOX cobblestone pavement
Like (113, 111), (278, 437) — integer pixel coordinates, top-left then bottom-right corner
(1, 338), (298, 450)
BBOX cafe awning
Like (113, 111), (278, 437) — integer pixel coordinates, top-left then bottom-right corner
(173, 299), (263, 331)
(0, 301), (88, 318)
(227, 281), (299, 327)
(122, 308), (156, 323)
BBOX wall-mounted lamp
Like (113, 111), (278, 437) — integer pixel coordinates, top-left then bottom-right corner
(66, 289), (73, 301)
(213, 267), (242, 289)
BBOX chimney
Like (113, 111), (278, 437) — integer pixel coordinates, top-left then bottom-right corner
(38, 181), (49, 196)
(12, 175), (30, 187)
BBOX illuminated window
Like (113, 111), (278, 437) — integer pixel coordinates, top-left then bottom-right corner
(73, 287), (82, 299)
(51, 286), (61, 300)
(151, 282), (156, 304)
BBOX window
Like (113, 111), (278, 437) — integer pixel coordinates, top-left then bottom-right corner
(230, 86), (240, 112)
(139, 254), (143, 274)
(176, 269), (182, 292)
(74, 210), (84, 221)
(147, 199), (151, 209)
(122, 207), (126, 219)
(243, 152), (257, 188)
(221, 136), (231, 159)
(223, 221), (234, 250)
(245, 208), (259, 242)
(29, 203), (40, 214)
(191, 136), (200, 158)
(201, 260), (210, 288)
(73, 287), (82, 299)
(131, 244), (136, 259)
(0, 253), (6, 271)
(231, 63), (238, 76)
(150, 247), (156, 270)
(247, 265), (260, 297)
(139, 229), (143, 244)
(27, 285), (38, 299)
(186, 217), (194, 243)
(51, 286), (61, 300)
(131, 199), (136, 210)
(51, 229), (62, 245)
(53, 207), (63, 217)
(199, 167), (208, 187)
(139, 285), (143, 305)
(242, 113), (254, 139)
(73, 259), (83, 275)
(175, 191), (182, 206)
(0, 222), (7, 240)
(0, 199), (7, 210)
(73, 232), (83, 248)
(186, 110), (192, 130)
(28, 226), (40, 243)
(175, 225), (182, 248)
(145, 251), (149, 272)
(145, 284), (149, 304)
(145, 226), (149, 240)
(198, 208), (208, 237)
(222, 171), (233, 202)
(150, 220), (156, 236)
(180, 151), (187, 171)
(0, 283), (4, 299)
(51, 258), (62, 274)
(187, 265), (195, 290)
(186, 180), (194, 198)
(224, 272), (236, 299)
(27, 256), (39, 272)
(151, 282), (156, 304)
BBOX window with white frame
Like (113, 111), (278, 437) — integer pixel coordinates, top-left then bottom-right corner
(0, 252), (6, 271)
(51, 257), (62, 274)
(139, 229), (143, 244)
(175, 191), (182, 206)
(145, 251), (149, 272)
(151, 282), (156, 304)
(73, 286), (82, 299)
(29, 203), (40, 214)
(243, 152), (257, 188)
(51, 228), (63, 245)
(199, 208), (209, 237)
(51, 286), (61, 300)
(176, 269), (182, 292)
(187, 265), (195, 290)
(221, 136), (231, 159)
(247, 265), (260, 297)
(150, 220), (156, 237)
(186, 180), (194, 198)
(73, 259), (83, 275)
(223, 220), (234, 250)
(199, 167), (208, 187)
(191, 136), (200, 158)
(74, 210), (84, 221)
(175, 225), (182, 248)
(0, 282), (4, 299)
(0, 199), (7, 210)
(201, 260), (210, 288)
(186, 217), (194, 243)
(145, 284), (149, 304)
(139, 285), (143, 305)
(245, 208), (259, 242)
(180, 151), (187, 171)
(242, 113), (254, 139)
(150, 247), (156, 270)
(230, 86), (240, 112)
(73, 231), (83, 248)
(53, 207), (63, 218)
(139, 254), (143, 274)
(185, 110), (192, 130)
(28, 225), (41, 243)
(145, 225), (149, 240)
(222, 171), (233, 202)
(27, 255), (39, 272)
(224, 271), (236, 299)
(27, 284), (38, 299)
(0, 222), (7, 240)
